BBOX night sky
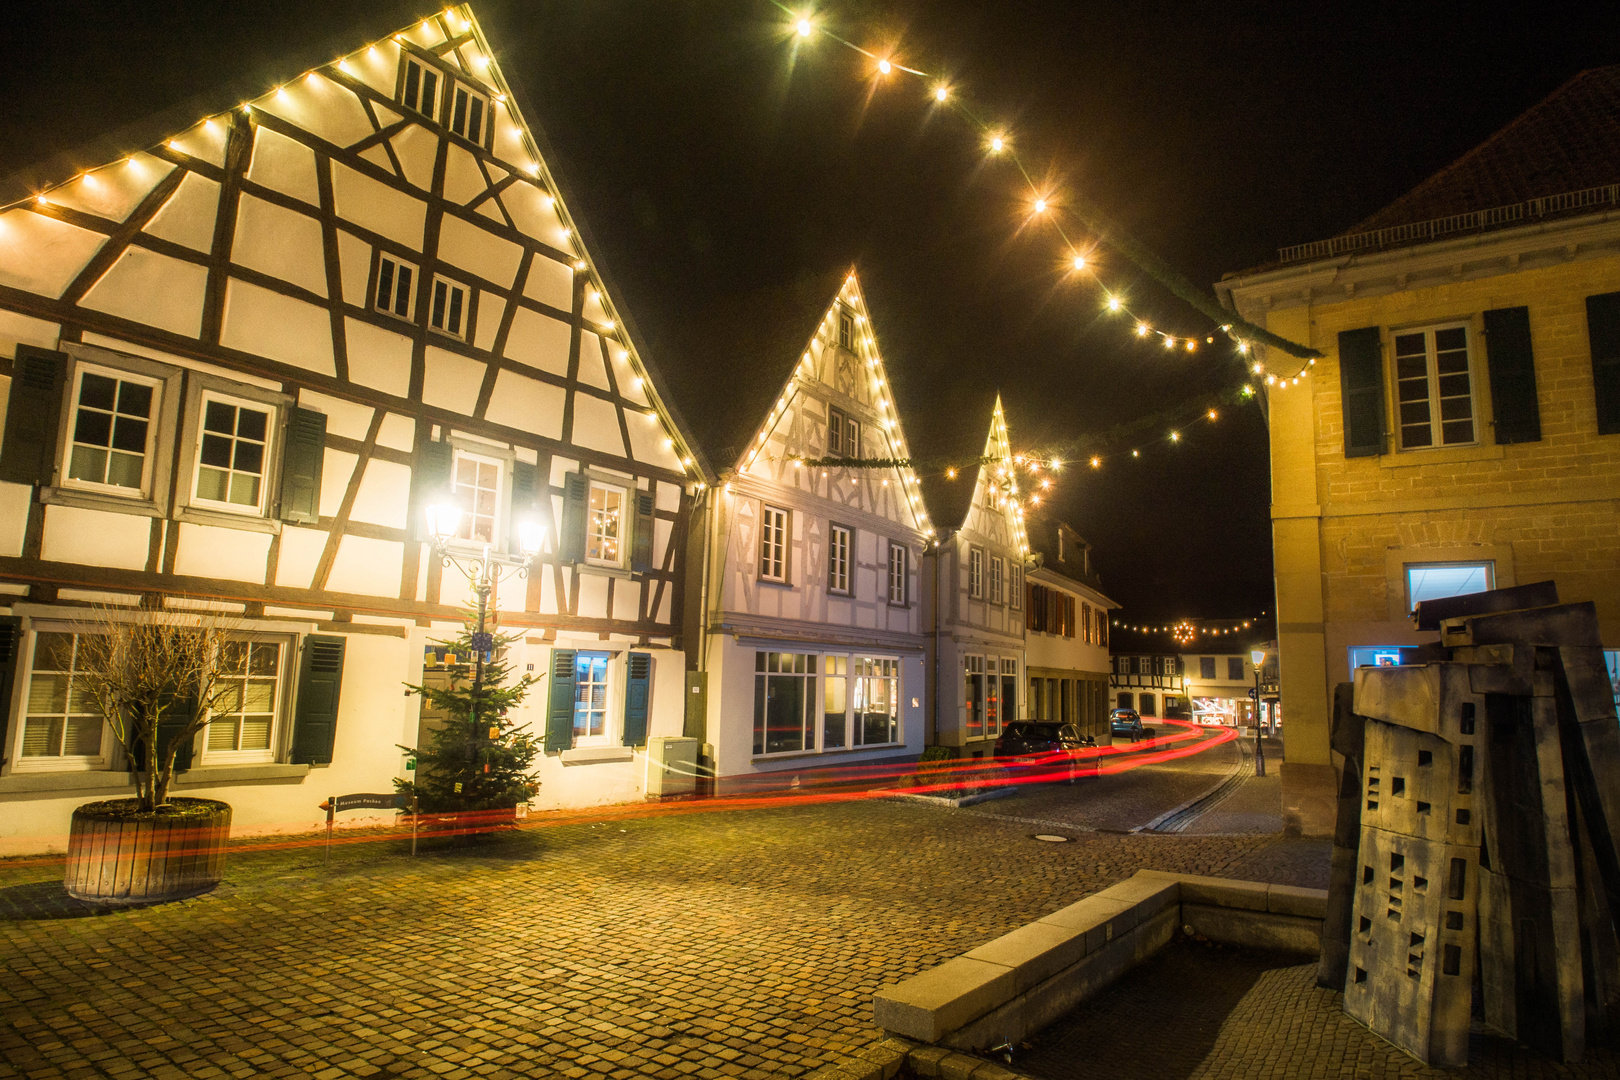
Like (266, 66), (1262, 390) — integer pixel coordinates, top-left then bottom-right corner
(5, 1), (1619, 629)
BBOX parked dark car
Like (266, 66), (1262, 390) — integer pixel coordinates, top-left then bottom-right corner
(994, 721), (1087, 760)
(1110, 708), (1145, 741)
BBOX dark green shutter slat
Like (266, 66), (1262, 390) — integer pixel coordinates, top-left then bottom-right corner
(559, 473), (587, 564)
(412, 439), (454, 539)
(0, 617), (22, 766)
(277, 407), (327, 524)
(1587, 291), (1620, 436)
(1338, 326), (1386, 458)
(544, 648), (576, 752)
(622, 652), (651, 747)
(0, 347), (66, 485)
(291, 635), (346, 764)
(1483, 306), (1541, 444)
(630, 491), (655, 573)
(508, 460), (540, 555)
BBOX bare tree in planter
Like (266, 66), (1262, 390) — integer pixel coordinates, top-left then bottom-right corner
(60, 610), (242, 904)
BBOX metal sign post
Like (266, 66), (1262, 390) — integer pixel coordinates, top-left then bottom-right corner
(317, 793), (414, 865)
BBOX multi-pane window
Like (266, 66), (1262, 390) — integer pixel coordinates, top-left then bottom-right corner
(1228, 657), (1246, 681)
(828, 406), (859, 459)
(66, 368), (156, 492)
(1000, 658), (1018, 731)
(823, 655), (847, 749)
(451, 451), (503, 545)
(887, 542), (907, 604)
(753, 651), (815, 755)
(990, 556), (1004, 604)
(1200, 656), (1216, 680)
(1010, 566), (1022, 610)
(206, 639), (281, 757)
(586, 480), (625, 567)
(828, 524), (851, 594)
(760, 505), (789, 581)
(430, 276), (469, 339)
(965, 655), (986, 738)
(375, 253), (416, 319)
(448, 82), (489, 145)
(852, 657), (899, 745)
(400, 56), (440, 119)
(1395, 326), (1474, 448)
(573, 652), (610, 741)
(193, 395), (271, 513)
(838, 311), (853, 349)
(20, 632), (102, 761)
(969, 547), (983, 598)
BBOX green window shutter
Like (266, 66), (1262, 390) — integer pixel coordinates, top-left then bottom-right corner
(559, 472), (587, 564)
(1483, 306), (1541, 444)
(1337, 326), (1386, 458)
(1587, 291), (1620, 436)
(622, 651), (651, 747)
(412, 439), (454, 539)
(0, 347), (66, 485)
(508, 460), (541, 556)
(158, 698), (196, 772)
(277, 406), (327, 524)
(544, 648), (576, 751)
(291, 635), (346, 765)
(0, 617), (22, 766)
(630, 490), (656, 573)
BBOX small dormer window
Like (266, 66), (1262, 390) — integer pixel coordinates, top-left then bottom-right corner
(374, 253), (416, 320)
(401, 56), (440, 119)
(838, 311), (853, 350)
(448, 81), (489, 145)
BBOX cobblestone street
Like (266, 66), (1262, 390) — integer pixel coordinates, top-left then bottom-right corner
(0, 760), (1320, 1080)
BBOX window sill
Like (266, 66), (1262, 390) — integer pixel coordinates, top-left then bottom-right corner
(577, 562), (634, 581)
(756, 578), (795, 590)
(174, 504), (282, 535)
(174, 763), (310, 785)
(751, 742), (905, 761)
(0, 762), (311, 794)
(40, 486), (164, 518)
(1377, 442), (1504, 469)
(560, 746), (635, 765)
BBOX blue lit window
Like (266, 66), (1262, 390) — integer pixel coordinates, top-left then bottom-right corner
(1405, 562), (1493, 614)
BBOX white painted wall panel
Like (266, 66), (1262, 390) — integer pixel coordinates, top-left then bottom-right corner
(494, 571), (526, 615)
(443, 144), (488, 206)
(570, 394), (626, 457)
(401, 18), (447, 48)
(376, 412), (416, 453)
(220, 279), (336, 375)
(319, 449), (358, 518)
(327, 534), (403, 597)
(273, 525), (326, 588)
(349, 459), (412, 529)
(438, 214), (522, 287)
(143, 172), (220, 252)
(0, 482), (32, 557)
(484, 369), (565, 440)
(655, 482), (680, 514)
(245, 126), (319, 206)
(625, 411), (683, 471)
(173, 522), (272, 583)
(506, 186), (567, 251)
(332, 163), (425, 250)
(80, 248), (208, 338)
(577, 331), (610, 390)
(653, 518), (672, 571)
(335, 230), (372, 306)
(358, 145), (395, 175)
(491, 104), (533, 175)
(611, 348), (649, 406)
(540, 565), (559, 615)
(656, 588), (672, 624)
(258, 75), (373, 150)
(232, 194), (328, 297)
(474, 294), (505, 352)
(167, 120), (228, 168)
(422, 347), (483, 415)
(297, 389), (374, 440)
(390, 125), (438, 192)
(48, 155), (171, 222)
(577, 572), (610, 619)
(613, 579), (641, 622)
(346, 40), (401, 96)
(40, 505), (150, 569)
(0, 212), (106, 298)
(345, 317), (412, 397)
(504, 307), (571, 377)
(0, 310), (59, 358)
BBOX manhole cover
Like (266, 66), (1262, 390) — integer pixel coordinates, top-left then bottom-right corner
(1033, 834), (1070, 842)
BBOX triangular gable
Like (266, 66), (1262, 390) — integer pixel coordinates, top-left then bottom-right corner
(961, 396), (1031, 557)
(0, 4), (701, 481)
(733, 270), (928, 534)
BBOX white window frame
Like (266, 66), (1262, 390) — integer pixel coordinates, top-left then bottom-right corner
(828, 523), (852, 595)
(1010, 565), (1022, 610)
(990, 556), (1004, 605)
(189, 390), (276, 518)
(572, 651), (613, 747)
(968, 546), (984, 599)
(449, 448), (506, 549)
(201, 634), (292, 765)
(399, 55), (441, 120)
(1393, 323), (1477, 451)
(11, 626), (111, 772)
(753, 650), (816, 756)
(760, 505), (789, 583)
(447, 80), (491, 146)
(1405, 560), (1494, 615)
(887, 541), (908, 605)
(965, 654), (986, 739)
(849, 655), (901, 747)
(585, 478), (629, 569)
(374, 252), (417, 321)
(428, 274), (470, 340)
(838, 311), (854, 350)
(60, 362), (163, 500)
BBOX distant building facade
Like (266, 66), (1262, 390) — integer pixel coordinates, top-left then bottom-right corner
(1024, 521), (1116, 742)
(1108, 652), (1187, 719)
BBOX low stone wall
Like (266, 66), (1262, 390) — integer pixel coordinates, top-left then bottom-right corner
(873, 870), (1326, 1056)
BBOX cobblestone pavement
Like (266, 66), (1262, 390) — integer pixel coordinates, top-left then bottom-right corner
(1183, 737), (1284, 836)
(1190, 962), (1620, 1079)
(0, 794), (1323, 1080)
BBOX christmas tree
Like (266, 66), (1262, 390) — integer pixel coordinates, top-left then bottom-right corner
(397, 607), (541, 816)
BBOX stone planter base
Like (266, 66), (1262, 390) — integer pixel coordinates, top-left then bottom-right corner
(64, 798), (231, 905)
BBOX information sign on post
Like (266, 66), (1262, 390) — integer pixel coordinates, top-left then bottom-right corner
(319, 792), (420, 863)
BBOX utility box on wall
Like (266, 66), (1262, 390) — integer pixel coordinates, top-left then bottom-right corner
(646, 736), (699, 798)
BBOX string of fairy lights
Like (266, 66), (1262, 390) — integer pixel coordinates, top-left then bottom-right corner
(1111, 617), (1269, 646)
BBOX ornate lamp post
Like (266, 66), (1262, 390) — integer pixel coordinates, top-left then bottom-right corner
(424, 503), (545, 754)
(1250, 648), (1267, 778)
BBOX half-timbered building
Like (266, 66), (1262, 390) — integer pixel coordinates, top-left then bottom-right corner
(0, 6), (705, 853)
(1023, 520), (1116, 743)
(920, 399), (1030, 758)
(691, 273), (930, 789)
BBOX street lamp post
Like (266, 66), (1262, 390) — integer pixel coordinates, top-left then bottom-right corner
(424, 504), (545, 764)
(1250, 648), (1267, 778)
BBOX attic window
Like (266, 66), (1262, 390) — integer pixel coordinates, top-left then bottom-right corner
(838, 311), (854, 350)
(400, 56), (440, 119)
(429, 275), (469, 339)
(448, 81), (489, 145)
(828, 406), (859, 459)
(374, 253), (416, 320)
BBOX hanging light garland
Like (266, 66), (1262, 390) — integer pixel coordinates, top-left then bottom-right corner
(1111, 616), (1267, 640)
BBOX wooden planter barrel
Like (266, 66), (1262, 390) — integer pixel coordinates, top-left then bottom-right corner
(64, 798), (231, 905)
